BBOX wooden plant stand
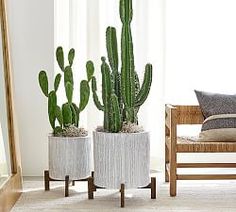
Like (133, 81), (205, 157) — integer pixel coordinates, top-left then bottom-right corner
(87, 172), (156, 208)
(44, 170), (92, 197)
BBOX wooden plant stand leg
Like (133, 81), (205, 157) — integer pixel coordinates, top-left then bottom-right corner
(65, 175), (69, 197)
(88, 176), (94, 199)
(120, 184), (125, 208)
(44, 170), (92, 197)
(44, 170), (50, 191)
(151, 177), (156, 199)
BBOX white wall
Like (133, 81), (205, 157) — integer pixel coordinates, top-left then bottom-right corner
(7, 0), (54, 176)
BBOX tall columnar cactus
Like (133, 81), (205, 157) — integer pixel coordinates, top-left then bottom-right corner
(38, 47), (94, 134)
(91, 0), (152, 132)
(91, 57), (122, 133)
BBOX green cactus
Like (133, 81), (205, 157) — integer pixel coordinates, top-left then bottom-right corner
(91, 0), (152, 132)
(48, 91), (57, 129)
(55, 105), (63, 127)
(54, 73), (62, 92)
(65, 82), (73, 104)
(38, 71), (49, 97)
(56, 46), (64, 71)
(68, 48), (75, 67)
(91, 77), (104, 111)
(110, 94), (122, 132)
(78, 80), (90, 112)
(86, 61), (94, 82)
(62, 103), (72, 127)
(135, 64), (152, 107)
(38, 46), (93, 135)
(64, 66), (74, 87)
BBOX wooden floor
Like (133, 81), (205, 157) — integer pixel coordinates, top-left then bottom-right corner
(12, 173), (236, 211)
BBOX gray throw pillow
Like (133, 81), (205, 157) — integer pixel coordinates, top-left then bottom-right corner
(194, 90), (236, 118)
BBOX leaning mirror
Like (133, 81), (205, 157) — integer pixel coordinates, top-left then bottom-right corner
(0, 24), (11, 185)
(0, 0), (22, 210)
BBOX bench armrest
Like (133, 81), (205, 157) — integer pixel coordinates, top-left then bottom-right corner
(165, 104), (204, 146)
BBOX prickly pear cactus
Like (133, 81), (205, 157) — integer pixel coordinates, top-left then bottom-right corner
(38, 46), (94, 136)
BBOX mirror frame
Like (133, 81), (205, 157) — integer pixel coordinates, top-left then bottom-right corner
(0, 0), (22, 210)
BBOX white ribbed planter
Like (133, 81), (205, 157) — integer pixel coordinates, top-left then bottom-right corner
(93, 131), (150, 189)
(48, 136), (91, 180)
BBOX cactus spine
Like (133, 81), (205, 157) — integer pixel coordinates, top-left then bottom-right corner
(91, 0), (152, 132)
(38, 47), (94, 134)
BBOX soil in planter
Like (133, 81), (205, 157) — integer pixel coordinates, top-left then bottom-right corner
(96, 122), (144, 133)
(54, 125), (88, 137)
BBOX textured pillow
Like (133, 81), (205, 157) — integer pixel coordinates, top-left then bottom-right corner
(198, 114), (236, 141)
(194, 90), (236, 118)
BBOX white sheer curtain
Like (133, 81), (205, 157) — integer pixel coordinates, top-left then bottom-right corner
(54, 0), (165, 171)
(165, 0), (236, 104)
(165, 0), (236, 164)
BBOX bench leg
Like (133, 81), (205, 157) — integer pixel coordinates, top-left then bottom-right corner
(170, 147), (177, 196)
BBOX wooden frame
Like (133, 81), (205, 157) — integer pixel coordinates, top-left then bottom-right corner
(165, 104), (236, 196)
(0, 0), (22, 210)
(88, 172), (156, 208)
(44, 170), (92, 198)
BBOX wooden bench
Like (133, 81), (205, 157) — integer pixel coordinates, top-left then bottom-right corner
(165, 104), (236, 196)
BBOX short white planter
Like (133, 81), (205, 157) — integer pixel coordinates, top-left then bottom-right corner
(48, 135), (91, 180)
(93, 131), (150, 189)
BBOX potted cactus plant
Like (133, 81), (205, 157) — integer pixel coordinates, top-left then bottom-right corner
(38, 47), (94, 195)
(89, 0), (155, 204)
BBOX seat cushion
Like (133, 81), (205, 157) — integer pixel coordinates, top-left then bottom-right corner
(176, 136), (236, 152)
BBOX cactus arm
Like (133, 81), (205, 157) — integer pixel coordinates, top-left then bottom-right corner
(70, 104), (78, 126)
(64, 66), (74, 86)
(93, 92), (104, 111)
(120, 0), (135, 122)
(72, 103), (80, 127)
(68, 48), (75, 67)
(101, 57), (112, 131)
(106, 27), (118, 72)
(86, 61), (94, 82)
(48, 91), (57, 129)
(121, 24), (135, 109)
(110, 94), (122, 132)
(135, 64), (152, 107)
(134, 71), (140, 96)
(55, 105), (63, 127)
(62, 103), (72, 127)
(91, 77), (104, 111)
(65, 82), (73, 104)
(54, 73), (62, 92)
(78, 80), (90, 112)
(106, 26), (122, 112)
(133, 71), (141, 123)
(54, 126), (62, 135)
(56, 46), (64, 71)
(38, 70), (49, 97)
(120, 0), (133, 23)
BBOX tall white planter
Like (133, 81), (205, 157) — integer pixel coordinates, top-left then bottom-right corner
(48, 136), (91, 180)
(93, 131), (150, 189)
